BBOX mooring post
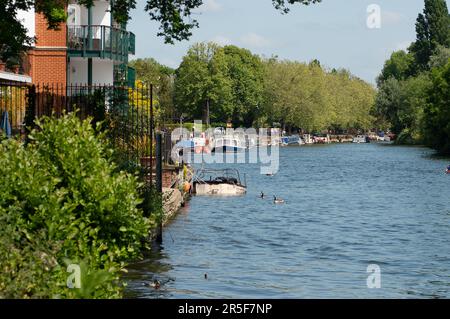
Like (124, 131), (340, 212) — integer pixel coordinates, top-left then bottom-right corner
(156, 132), (163, 243)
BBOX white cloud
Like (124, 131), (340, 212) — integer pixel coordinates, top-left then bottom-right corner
(211, 35), (232, 46)
(239, 33), (271, 48)
(198, 0), (222, 13)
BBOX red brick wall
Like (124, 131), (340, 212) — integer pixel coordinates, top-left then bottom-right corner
(31, 13), (67, 85)
(35, 13), (67, 47)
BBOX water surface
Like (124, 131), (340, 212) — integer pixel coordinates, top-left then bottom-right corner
(124, 143), (450, 298)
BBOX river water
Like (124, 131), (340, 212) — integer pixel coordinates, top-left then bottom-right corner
(124, 143), (450, 298)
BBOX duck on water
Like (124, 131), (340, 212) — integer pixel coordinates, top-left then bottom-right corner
(273, 196), (285, 204)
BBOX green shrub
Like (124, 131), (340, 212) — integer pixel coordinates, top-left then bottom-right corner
(0, 113), (154, 298)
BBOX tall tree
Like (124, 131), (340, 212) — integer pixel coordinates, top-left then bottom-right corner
(174, 42), (232, 123)
(222, 45), (264, 127)
(410, 0), (450, 70)
(423, 60), (450, 154)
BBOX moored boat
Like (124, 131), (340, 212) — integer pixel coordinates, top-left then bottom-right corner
(193, 168), (247, 196)
(210, 135), (246, 153)
(352, 135), (370, 143)
(281, 135), (303, 146)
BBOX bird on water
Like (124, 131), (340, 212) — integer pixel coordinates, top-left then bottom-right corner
(273, 196), (285, 204)
(144, 279), (161, 289)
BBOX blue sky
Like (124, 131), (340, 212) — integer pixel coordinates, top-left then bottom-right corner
(128, 0), (450, 84)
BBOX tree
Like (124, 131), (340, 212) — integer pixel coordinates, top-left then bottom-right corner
(428, 45), (450, 68)
(262, 58), (375, 132)
(1, 0), (323, 65)
(422, 60), (450, 154)
(222, 45), (264, 127)
(377, 50), (415, 85)
(129, 58), (175, 122)
(374, 77), (404, 134)
(410, 0), (450, 70)
(174, 42), (233, 123)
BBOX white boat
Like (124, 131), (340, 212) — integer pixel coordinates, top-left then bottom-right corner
(281, 135), (303, 146)
(353, 135), (370, 143)
(193, 168), (247, 196)
(211, 135), (246, 152)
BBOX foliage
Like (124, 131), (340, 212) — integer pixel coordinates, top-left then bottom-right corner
(222, 45), (264, 127)
(174, 42), (233, 123)
(422, 60), (450, 154)
(262, 58), (375, 132)
(377, 50), (416, 85)
(0, 113), (154, 298)
(375, 74), (430, 137)
(129, 60), (175, 123)
(374, 0), (450, 152)
(173, 43), (376, 131)
(409, 0), (450, 70)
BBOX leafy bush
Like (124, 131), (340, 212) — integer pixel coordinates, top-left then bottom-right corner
(0, 113), (154, 298)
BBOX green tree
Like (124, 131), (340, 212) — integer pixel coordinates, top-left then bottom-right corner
(423, 60), (450, 153)
(174, 42), (233, 123)
(410, 0), (450, 70)
(429, 44), (450, 68)
(377, 50), (416, 85)
(129, 58), (175, 122)
(262, 58), (375, 133)
(222, 45), (264, 127)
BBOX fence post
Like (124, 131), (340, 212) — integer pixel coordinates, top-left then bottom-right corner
(155, 132), (163, 243)
(24, 84), (36, 143)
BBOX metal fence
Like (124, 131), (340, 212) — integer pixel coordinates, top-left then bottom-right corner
(0, 81), (166, 184)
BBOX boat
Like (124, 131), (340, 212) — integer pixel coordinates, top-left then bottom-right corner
(352, 135), (370, 143)
(302, 134), (314, 144)
(193, 168), (247, 196)
(446, 165), (450, 174)
(281, 135), (303, 146)
(210, 135), (246, 152)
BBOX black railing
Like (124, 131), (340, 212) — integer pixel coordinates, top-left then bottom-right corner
(67, 25), (135, 59)
(0, 82), (163, 182)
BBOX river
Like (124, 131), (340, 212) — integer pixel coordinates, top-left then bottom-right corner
(124, 143), (450, 298)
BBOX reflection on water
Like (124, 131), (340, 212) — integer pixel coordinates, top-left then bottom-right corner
(124, 143), (450, 298)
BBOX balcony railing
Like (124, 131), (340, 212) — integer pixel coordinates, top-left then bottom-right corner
(67, 25), (135, 61)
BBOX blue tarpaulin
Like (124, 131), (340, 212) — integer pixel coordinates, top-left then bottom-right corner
(0, 111), (11, 138)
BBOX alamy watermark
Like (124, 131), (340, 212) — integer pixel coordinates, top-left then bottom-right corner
(366, 264), (381, 289)
(367, 4), (381, 29)
(67, 264), (81, 289)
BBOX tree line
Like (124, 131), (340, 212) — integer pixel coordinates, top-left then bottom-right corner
(374, 0), (450, 154)
(131, 43), (376, 133)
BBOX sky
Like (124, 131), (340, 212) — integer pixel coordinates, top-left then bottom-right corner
(128, 0), (450, 84)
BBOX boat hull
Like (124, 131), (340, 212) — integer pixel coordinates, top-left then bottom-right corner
(194, 183), (247, 196)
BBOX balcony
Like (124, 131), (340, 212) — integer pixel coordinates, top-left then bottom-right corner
(67, 25), (135, 62)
